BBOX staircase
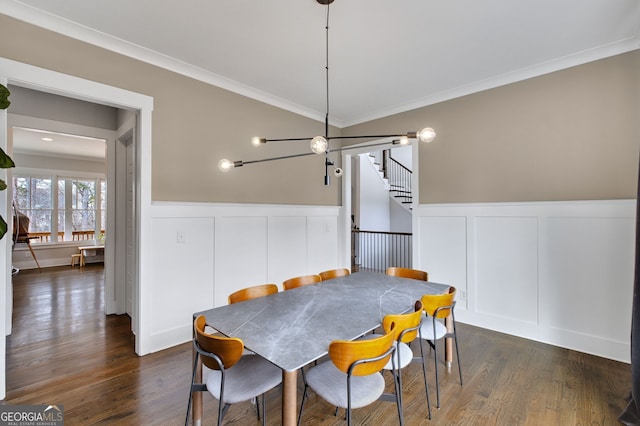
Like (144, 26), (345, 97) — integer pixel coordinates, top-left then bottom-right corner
(368, 149), (413, 209)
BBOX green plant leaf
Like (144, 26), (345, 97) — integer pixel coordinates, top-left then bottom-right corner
(0, 178), (6, 191)
(0, 216), (7, 241)
(0, 147), (15, 169)
(0, 84), (10, 110)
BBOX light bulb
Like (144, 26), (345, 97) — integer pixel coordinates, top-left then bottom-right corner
(397, 136), (410, 146)
(218, 159), (234, 172)
(251, 136), (265, 146)
(417, 127), (436, 143)
(310, 136), (328, 154)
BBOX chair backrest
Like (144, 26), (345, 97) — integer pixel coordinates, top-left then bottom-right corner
(381, 300), (423, 344)
(319, 268), (351, 281)
(386, 267), (428, 281)
(194, 315), (244, 370)
(329, 327), (396, 377)
(228, 283), (278, 304)
(421, 287), (456, 319)
(282, 274), (322, 291)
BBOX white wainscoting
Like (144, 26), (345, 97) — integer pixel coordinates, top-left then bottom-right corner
(148, 202), (341, 352)
(414, 200), (635, 362)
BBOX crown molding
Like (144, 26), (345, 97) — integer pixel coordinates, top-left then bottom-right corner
(1, 1), (327, 124)
(3, 1), (639, 129)
(343, 38), (640, 128)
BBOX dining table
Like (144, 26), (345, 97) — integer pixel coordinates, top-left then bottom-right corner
(192, 270), (451, 426)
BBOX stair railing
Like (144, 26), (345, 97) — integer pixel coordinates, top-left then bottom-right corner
(382, 150), (412, 204)
(351, 229), (412, 273)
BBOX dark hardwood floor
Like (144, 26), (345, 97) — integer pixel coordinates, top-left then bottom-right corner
(3, 265), (632, 425)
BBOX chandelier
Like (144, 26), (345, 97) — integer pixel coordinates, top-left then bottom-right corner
(218, 0), (436, 185)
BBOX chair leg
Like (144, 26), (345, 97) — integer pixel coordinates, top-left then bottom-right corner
(417, 339), (432, 419)
(26, 240), (42, 271)
(453, 328), (463, 386)
(185, 388), (193, 426)
(297, 385), (308, 426)
(218, 403), (231, 426)
(433, 338), (441, 409)
(185, 355), (200, 426)
(394, 368), (404, 426)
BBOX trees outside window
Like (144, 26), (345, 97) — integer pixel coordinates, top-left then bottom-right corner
(13, 175), (106, 243)
(13, 176), (53, 234)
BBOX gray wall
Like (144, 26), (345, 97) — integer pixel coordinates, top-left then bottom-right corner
(8, 86), (118, 130)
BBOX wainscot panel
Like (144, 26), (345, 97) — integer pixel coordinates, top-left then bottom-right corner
(148, 202), (341, 352)
(415, 200), (635, 363)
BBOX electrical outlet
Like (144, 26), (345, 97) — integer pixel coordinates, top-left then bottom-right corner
(460, 290), (467, 300)
(24, 251), (31, 258)
(177, 231), (186, 243)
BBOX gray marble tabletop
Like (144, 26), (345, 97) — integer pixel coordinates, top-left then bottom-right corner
(195, 271), (450, 372)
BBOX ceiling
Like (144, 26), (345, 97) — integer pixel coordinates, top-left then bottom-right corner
(3, 0), (640, 128)
(12, 127), (106, 160)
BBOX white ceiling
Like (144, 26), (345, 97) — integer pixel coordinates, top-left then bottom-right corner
(12, 127), (106, 160)
(3, 0), (640, 127)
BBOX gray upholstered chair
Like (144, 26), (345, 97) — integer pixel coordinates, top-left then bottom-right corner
(282, 274), (322, 291)
(228, 283), (278, 304)
(298, 328), (402, 425)
(386, 266), (428, 281)
(318, 268), (351, 281)
(358, 301), (431, 420)
(186, 315), (282, 426)
(419, 287), (463, 408)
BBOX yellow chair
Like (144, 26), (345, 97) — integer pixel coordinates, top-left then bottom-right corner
(228, 283), (278, 304)
(420, 287), (462, 408)
(378, 301), (432, 420)
(186, 316), (282, 426)
(319, 268), (351, 281)
(386, 266), (428, 281)
(282, 274), (322, 291)
(298, 327), (402, 426)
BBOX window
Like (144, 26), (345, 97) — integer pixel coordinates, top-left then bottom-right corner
(13, 176), (53, 234)
(12, 175), (106, 243)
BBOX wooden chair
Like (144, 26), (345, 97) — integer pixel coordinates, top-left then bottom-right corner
(186, 316), (282, 426)
(359, 301), (431, 420)
(318, 268), (350, 281)
(386, 267), (428, 281)
(298, 327), (402, 426)
(282, 274), (322, 291)
(12, 209), (41, 271)
(228, 284), (278, 304)
(419, 287), (462, 408)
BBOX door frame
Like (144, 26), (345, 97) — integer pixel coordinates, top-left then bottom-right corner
(0, 57), (154, 399)
(339, 139), (421, 270)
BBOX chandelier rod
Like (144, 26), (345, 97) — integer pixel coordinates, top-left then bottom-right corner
(323, 3), (331, 184)
(324, 4), (330, 139)
(236, 138), (407, 167)
(218, 0), (436, 178)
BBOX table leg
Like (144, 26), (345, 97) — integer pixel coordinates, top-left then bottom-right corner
(445, 314), (453, 368)
(192, 343), (202, 425)
(282, 370), (298, 426)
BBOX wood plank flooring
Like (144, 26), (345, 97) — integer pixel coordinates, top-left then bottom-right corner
(2, 265), (632, 425)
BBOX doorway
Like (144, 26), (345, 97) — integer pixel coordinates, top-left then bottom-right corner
(341, 141), (419, 273)
(0, 58), (154, 398)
